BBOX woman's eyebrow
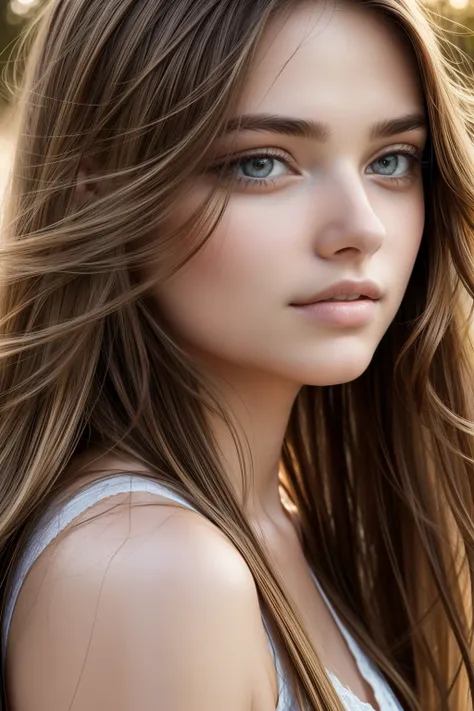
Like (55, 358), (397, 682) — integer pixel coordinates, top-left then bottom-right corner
(221, 112), (427, 141)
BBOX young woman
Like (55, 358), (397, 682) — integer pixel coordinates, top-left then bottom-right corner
(0, 0), (473, 709)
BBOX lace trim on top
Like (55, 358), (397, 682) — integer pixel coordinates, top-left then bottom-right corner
(270, 573), (404, 711)
(310, 575), (402, 711)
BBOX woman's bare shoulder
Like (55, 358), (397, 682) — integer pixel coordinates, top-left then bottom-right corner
(6, 452), (276, 711)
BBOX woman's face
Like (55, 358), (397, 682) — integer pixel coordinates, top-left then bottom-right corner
(150, 1), (427, 386)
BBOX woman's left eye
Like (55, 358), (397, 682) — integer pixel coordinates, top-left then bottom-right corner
(367, 150), (420, 180)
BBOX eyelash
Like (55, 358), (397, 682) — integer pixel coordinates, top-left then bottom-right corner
(209, 145), (427, 190)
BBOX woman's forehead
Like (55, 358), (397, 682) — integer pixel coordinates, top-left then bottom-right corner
(237, 3), (425, 123)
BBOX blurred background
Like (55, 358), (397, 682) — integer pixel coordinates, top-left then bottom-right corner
(0, 0), (473, 202)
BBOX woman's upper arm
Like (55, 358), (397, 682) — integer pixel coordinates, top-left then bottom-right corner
(6, 499), (266, 711)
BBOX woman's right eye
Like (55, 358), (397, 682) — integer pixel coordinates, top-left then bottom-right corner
(208, 149), (297, 190)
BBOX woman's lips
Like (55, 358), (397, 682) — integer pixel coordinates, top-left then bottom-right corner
(291, 297), (379, 327)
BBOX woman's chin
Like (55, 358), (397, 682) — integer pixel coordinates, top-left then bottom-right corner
(296, 351), (376, 387)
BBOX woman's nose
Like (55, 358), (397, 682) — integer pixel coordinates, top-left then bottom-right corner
(313, 168), (386, 260)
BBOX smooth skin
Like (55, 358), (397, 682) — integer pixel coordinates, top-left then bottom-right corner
(7, 3), (427, 710)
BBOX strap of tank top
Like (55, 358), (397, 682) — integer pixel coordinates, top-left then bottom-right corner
(60, 473), (201, 515)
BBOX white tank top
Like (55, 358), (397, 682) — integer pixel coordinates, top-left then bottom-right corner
(1, 474), (404, 711)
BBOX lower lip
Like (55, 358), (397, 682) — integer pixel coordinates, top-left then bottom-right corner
(291, 298), (378, 326)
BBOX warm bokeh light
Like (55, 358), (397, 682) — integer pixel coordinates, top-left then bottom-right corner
(449, 0), (469, 9)
(9, 0), (40, 17)
(0, 131), (14, 221)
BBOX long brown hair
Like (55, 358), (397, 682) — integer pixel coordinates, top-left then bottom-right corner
(1, 0), (474, 708)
